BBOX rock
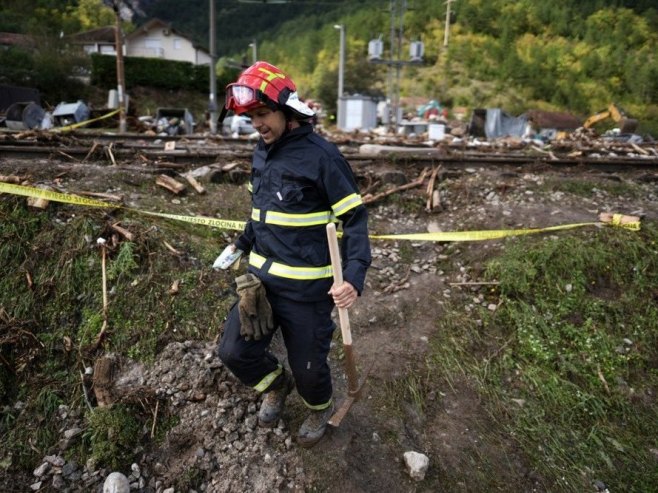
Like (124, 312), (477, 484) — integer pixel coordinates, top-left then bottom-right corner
(103, 471), (130, 493)
(33, 462), (50, 477)
(403, 451), (429, 481)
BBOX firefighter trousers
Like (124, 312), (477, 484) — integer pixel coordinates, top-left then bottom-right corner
(217, 290), (335, 408)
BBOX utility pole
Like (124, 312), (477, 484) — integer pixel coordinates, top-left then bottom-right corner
(249, 39), (258, 63)
(444, 0), (454, 47)
(208, 0), (218, 134)
(367, 0), (420, 135)
(334, 24), (345, 129)
(387, 0), (396, 131)
(112, 1), (127, 133)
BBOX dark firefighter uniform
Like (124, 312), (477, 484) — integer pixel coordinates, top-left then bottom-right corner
(218, 122), (371, 409)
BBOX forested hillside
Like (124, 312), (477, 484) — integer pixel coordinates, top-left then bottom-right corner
(1, 0), (658, 133)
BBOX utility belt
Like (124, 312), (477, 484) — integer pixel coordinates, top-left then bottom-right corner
(249, 252), (333, 281)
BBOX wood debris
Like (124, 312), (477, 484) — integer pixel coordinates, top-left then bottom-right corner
(110, 222), (135, 241)
(363, 167), (429, 205)
(162, 240), (183, 255)
(181, 173), (206, 194)
(26, 185), (54, 209)
(77, 191), (124, 202)
(0, 174), (25, 184)
(155, 174), (186, 194)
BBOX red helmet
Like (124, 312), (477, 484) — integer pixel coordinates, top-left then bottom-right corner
(224, 61), (315, 119)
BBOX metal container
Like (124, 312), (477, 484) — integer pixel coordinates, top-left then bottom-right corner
(52, 100), (90, 126)
(5, 101), (46, 130)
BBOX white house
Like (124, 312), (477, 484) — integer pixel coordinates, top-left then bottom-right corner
(69, 19), (211, 66)
(125, 19), (211, 65)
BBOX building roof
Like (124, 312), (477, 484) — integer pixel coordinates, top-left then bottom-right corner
(0, 32), (35, 48)
(67, 26), (116, 44)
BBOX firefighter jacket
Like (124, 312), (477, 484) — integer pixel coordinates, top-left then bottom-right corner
(235, 123), (371, 302)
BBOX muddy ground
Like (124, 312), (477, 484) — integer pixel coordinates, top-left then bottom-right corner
(1, 141), (657, 492)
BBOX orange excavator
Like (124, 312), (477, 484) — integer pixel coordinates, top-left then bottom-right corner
(583, 103), (638, 134)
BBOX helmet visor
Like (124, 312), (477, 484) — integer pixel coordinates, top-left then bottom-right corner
(225, 84), (258, 109)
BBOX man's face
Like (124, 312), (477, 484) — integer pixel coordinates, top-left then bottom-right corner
(246, 106), (287, 144)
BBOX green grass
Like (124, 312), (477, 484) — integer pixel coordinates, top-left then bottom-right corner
(541, 178), (641, 199)
(423, 224), (658, 491)
(0, 197), (235, 474)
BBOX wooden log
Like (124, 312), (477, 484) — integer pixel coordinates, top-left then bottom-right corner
(155, 174), (186, 194)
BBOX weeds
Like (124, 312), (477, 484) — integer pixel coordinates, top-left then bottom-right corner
(0, 197), (234, 477)
(374, 223), (658, 491)
(424, 224), (658, 491)
(85, 405), (142, 470)
(541, 178), (640, 199)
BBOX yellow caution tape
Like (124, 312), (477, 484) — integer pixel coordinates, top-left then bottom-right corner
(51, 109), (121, 133)
(370, 223), (599, 242)
(0, 182), (640, 241)
(0, 182), (246, 232)
(610, 213), (641, 231)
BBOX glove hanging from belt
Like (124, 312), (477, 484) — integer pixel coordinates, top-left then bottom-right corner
(235, 273), (274, 341)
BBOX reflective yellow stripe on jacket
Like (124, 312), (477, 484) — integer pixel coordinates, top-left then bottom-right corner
(251, 208), (336, 227)
(332, 193), (363, 216)
(249, 252), (333, 280)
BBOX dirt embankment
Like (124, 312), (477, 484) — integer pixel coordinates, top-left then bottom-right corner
(1, 149), (657, 492)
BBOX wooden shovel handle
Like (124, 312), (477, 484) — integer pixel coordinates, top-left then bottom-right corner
(326, 223), (352, 346)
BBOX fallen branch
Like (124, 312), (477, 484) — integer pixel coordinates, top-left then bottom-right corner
(105, 143), (117, 166)
(90, 238), (110, 351)
(630, 143), (649, 156)
(449, 281), (500, 287)
(151, 400), (159, 439)
(425, 165), (442, 211)
(77, 191), (124, 202)
(162, 240), (183, 255)
(363, 167), (429, 205)
(110, 222), (134, 241)
(360, 175), (382, 196)
(56, 150), (79, 162)
(82, 141), (100, 162)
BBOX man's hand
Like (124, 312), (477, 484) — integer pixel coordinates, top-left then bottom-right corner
(235, 273), (274, 340)
(329, 281), (358, 309)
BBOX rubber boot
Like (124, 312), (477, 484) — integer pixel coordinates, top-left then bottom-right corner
(257, 371), (294, 428)
(297, 401), (335, 448)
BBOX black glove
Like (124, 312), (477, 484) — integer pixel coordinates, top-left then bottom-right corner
(235, 273), (274, 341)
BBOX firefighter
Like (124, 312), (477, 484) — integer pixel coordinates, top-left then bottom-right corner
(216, 61), (371, 447)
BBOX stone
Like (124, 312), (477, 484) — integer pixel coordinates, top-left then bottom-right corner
(103, 471), (130, 493)
(403, 451), (430, 481)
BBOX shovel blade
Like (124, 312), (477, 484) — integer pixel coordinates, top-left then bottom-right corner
(328, 396), (356, 427)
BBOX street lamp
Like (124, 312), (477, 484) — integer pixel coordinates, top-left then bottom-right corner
(333, 24), (345, 98)
(334, 24), (345, 129)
